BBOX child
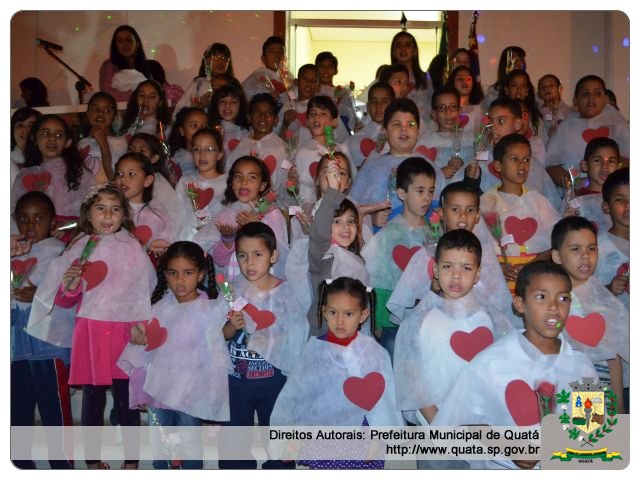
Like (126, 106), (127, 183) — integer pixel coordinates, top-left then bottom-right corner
(11, 192), (72, 469)
(483, 46), (526, 111)
(379, 64), (410, 100)
(218, 222), (309, 469)
(388, 182), (513, 326)
(315, 51), (358, 136)
(167, 106), (209, 179)
(174, 127), (227, 241)
(212, 156), (289, 281)
(500, 69), (543, 137)
(121, 79), (171, 136)
(345, 82), (394, 168)
(270, 277), (404, 469)
(536, 74), (572, 145)
(118, 241), (230, 469)
(594, 168), (629, 310)
(481, 133), (560, 292)
(207, 84), (250, 159)
(446, 65), (484, 134)
(433, 261), (598, 469)
(551, 216), (628, 412)
(10, 107), (41, 188)
(114, 152), (176, 257)
(394, 230), (511, 427)
(546, 75), (629, 187)
(241, 35), (287, 102)
(27, 184), (156, 469)
(362, 157), (436, 359)
(225, 93), (287, 197)
(279, 64), (319, 141)
(78, 92), (128, 181)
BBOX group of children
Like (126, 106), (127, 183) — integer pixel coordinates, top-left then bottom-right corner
(10, 31), (630, 470)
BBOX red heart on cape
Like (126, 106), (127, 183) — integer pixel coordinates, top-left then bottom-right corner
(296, 112), (308, 127)
(427, 257), (436, 280)
(565, 313), (606, 347)
(262, 155), (277, 176)
(244, 304), (276, 331)
(416, 145), (438, 161)
(270, 79), (286, 94)
(194, 187), (214, 210)
(83, 260), (108, 291)
(450, 326), (494, 362)
(78, 145), (91, 161)
(504, 216), (538, 245)
(582, 126), (610, 143)
(457, 114), (469, 128)
(343, 372), (385, 411)
(11, 258), (38, 275)
(308, 161), (319, 179)
(145, 318), (168, 351)
(133, 225), (152, 245)
(488, 160), (501, 179)
(505, 379), (540, 426)
(227, 138), (240, 152)
(392, 245), (421, 271)
(22, 171), (51, 192)
(360, 138), (376, 158)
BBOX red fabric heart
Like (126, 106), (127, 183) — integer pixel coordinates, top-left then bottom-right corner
(262, 155), (277, 176)
(82, 260), (108, 291)
(504, 216), (538, 245)
(427, 257), (435, 280)
(488, 161), (501, 179)
(270, 79), (286, 94)
(582, 126), (610, 143)
(296, 112), (308, 127)
(22, 172), (52, 192)
(343, 372), (385, 411)
(227, 138), (240, 152)
(505, 380), (541, 426)
(78, 145), (91, 161)
(133, 225), (152, 245)
(565, 313), (606, 347)
(308, 161), (319, 179)
(416, 145), (437, 161)
(392, 245), (421, 271)
(11, 258), (38, 275)
(457, 114), (469, 128)
(194, 187), (214, 210)
(145, 318), (168, 351)
(244, 304), (276, 330)
(450, 326), (494, 362)
(360, 138), (376, 158)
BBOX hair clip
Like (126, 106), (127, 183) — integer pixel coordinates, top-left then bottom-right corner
(365, 286), (373, 293)
(82, 182), (120, 203)
(325, 278), (333, 285)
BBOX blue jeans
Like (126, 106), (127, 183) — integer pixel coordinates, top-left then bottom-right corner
(378, 326), (399, 363)
(148, 407), (203, 469)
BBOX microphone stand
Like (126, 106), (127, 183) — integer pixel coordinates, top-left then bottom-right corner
(41, 47), (92, 104)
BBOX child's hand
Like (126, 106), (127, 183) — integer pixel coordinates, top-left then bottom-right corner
(228, 310), (246, 331)
(199, 91), (213, 108)
(295, 211), (312, 235)
(326, 160), (341, 190)
(608, 274), (629, 296)
(287, 166), (299, 187)
(216, 224), (237, 248)
(10, 235), (32, 257)
(283, 109), (297, 127)
(236, 210), (260, 226)
(148, 239), (171, 258)
(447, 156), (463, 170)
(13, 284), (36, 303)
(130, 323), (147, 345)
(464, 160), (480, 179)
(62, 265), (83, 291)
(358, 199), (391, 218)
(371, 206), (391, 228)
(500, 263), (522, 283)
(90, 126), (109, 146)
(441, 164), (459, 180)
(563, 206), (579, 217)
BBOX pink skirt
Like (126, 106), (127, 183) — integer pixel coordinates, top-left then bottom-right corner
(69, 317), (139, 386)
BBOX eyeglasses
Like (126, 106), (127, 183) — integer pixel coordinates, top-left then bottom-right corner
(37, 130), (65, 140)
(435, 104), (461, 113)
(191, 146), (219, 154)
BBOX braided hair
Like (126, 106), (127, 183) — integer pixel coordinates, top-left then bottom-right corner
(316, 276), (376, 336)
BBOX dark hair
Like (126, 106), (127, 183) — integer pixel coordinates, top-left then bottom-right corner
(78, 184), (135, 235)
(435, 229), (482, 266)
(602, 167), (629, 204)
(248, 92), (279, 116)
(583, 137), (620, 163)
(11, 107), (41, 150)
(383, 98), (420, 128)
(427, 53), (448, 90)
(431, 85), (461, 110)
(128, 132), (172, 183)
(235, 221), (277, 254)
(447, 65), (484, 105)
(396, 156), (436, 191)
(315, 51), (338, 69)
(24, 114), (88, 191)
(147, 59), (166, 84)
(493, 133), (530, 163)
(440, 181), (480, 209)
(208, 84), (249, 129)
(115, 152), (155, 204)
(500, 69), (542, 135)
(390, 31), (428, 91)
(223, 156), (270, 205)
(262, 36), (285, 57)
(333, 199), (362, 256)
(198, 42), (234, 78)
(605, 89), (619, 110)
(108, 25), (151, 78)
(537, 73), (561, 91)
(167, 106), (208, 154)
(151, 241), (218, 304)
(574, 75), (606, 98)
(379, 64), (409, 86)
(121, 80), (171, 134)
(298, 63), (318, 79)
(191, 127), (226, 174)
(515, 260), (571, 299)
(81, 92), (118, 137)
(19, 77), (49, 107)
(14, 190), (56, 219)
(492, 46), (526, 90)
(489, 97), (523, 118)
(367, 81), (395, 102)
(551, 216), (597, 252)
(317, 276), (376, 335)
(306, 95), (338, 119)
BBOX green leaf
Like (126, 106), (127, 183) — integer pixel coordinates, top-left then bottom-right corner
(556, 389), (571, 404)
(559, 412), (571, 424)
(568, 428), (580, 440)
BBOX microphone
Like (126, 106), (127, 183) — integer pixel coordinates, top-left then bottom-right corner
(35, 38), (63, 51)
